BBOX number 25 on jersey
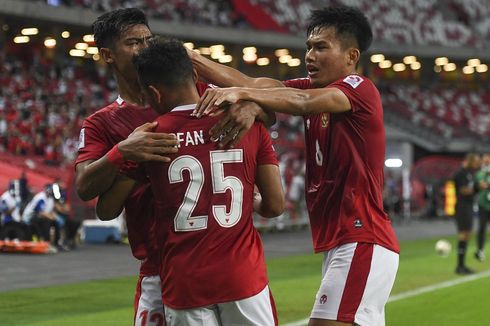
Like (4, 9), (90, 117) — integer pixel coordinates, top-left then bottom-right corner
(168, 149), (244, 232)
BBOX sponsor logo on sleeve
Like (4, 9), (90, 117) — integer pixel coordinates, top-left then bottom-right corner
(77, 128), (85, 150)
(343, 75), (364, 89)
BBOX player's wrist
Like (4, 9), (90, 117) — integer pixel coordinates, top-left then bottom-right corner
(106, 144), (126, 168)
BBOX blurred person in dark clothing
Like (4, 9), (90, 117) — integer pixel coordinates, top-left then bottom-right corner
(453, 153), (481, 274)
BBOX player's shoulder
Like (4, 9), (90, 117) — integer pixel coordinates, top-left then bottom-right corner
(84, 100), (119, 123)
(332, 74), (376, 91)
(283, 77), (311, 89)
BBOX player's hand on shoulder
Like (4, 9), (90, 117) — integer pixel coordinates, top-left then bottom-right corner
(118, 121), (179, 163)
(194, 87), (246, 118)
(209, 101), (259, 149)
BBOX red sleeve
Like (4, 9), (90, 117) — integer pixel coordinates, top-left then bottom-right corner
(75, 116), (111, 166)
(327, 75), (377, 114)
(256, 123), (278, 166)
(283, 78), (311, 89)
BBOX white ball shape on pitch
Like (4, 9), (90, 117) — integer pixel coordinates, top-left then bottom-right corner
(435, 239), (451, 257)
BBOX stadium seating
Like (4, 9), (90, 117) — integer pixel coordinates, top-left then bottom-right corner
(381, 83), (490, 140)
(40, 0), (490, 48)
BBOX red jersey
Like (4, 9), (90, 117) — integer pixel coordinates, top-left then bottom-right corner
(75, 84), (210, 267)
(76, 97), (159, 264)
(283, 76), (399, 254)
(143, 104), (278, 309)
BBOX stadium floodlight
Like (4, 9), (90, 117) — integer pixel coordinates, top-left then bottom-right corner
(385, 158), (403, 168)
(184, 42), (194, 50)
(410, 62), (421, 70)
(211, 51), (224, 59)
(44, 37), (56, 48)
(379, 60), (392, 69)
(274, 49), (289, 57)
(21, 28), (38, 36)
(13, 36), (30, 44)
(92, 54), (100, 61)
(83, 34), (95, 43)
(86, 47), (98, 54)
(198, 47), (211, 55)
(69, 49), (85, 57)
(370, 54), (384, 63)
(443, 63), (456, 72)
(61, 31), (70, 38)
(435, 57), (449, 66)
(476, 64), (488, 73)
(467, 58), (480, 67)
(257, 57), (270, 66)
(75, 42), (88, 50)
(287, 58), (301, 67)
(210, 45), (225, 53)
(462, 66), (474, 74)
(393, 63), (406, 72)
(403, 56), (416, 65)
(243, 47), (257, 54)
(279, 54), (292, 63)
(243, 53), (257, 62)
(218, 55), (232, 63)
(434, 65), (442, 73)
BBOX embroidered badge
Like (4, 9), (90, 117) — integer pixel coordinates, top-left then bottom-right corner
(343, 75), (364, 89)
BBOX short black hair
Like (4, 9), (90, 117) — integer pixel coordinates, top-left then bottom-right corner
(307, 5), (373, 53)
(133, 38), (193, 88)
(92, 8), (149, 49)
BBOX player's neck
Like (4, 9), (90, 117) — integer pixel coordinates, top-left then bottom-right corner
(117, 76), (145, 106)
(165, 86), (200, 112)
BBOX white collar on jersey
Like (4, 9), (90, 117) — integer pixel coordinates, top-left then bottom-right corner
(116, 95), (124, 105)
(171, 104), (197, 112)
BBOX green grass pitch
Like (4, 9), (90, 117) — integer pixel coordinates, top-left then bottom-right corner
(1, 234), (489, 325)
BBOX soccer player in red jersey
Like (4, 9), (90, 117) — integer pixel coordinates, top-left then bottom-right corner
(75, 9), (180, 326)
(97, 38), (284, 325)
(192, 5), (399, 326)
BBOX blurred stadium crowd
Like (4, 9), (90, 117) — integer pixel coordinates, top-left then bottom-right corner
(39, 0), (490, 47)
(0, 0), (489, 244)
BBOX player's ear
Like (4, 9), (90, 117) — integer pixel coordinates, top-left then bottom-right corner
(148, 85), (162, 104)
(347, 48), (360, 66)
(99, 48), (114, 64)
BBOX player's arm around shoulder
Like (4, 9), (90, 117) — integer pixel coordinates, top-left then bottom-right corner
(96, 174), (137, 221)
(264, 86), (352, 115)
(196, 86), (351, 117)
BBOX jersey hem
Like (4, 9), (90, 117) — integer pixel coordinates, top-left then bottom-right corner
(162, 282), (269, 309)
(314, 238), (400, 254)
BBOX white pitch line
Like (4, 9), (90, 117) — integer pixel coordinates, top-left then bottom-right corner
(282, 270), (490, 326)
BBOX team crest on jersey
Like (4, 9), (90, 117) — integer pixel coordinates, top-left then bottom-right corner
(78, 128), (85, 150)
(343, 75), (364, 89)
(321, 113), (329, 128)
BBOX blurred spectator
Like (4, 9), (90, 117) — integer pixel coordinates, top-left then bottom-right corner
(53, 184), (81, 250)
(22, 184), (59, 248)
(475, 153), (490, 261)
(0, 181), (32, 241)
